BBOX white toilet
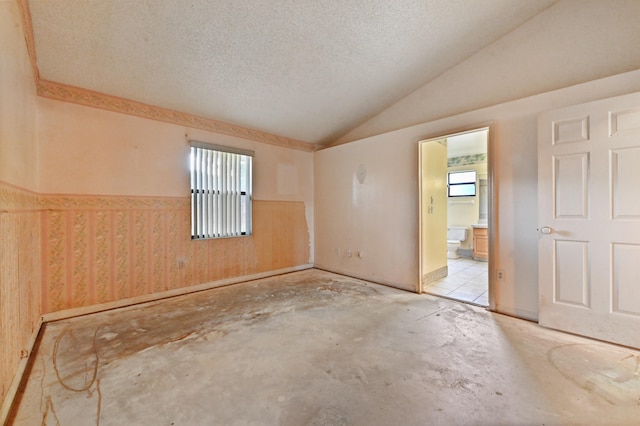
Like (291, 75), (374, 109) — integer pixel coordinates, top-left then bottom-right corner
(447, 226), (468, 259)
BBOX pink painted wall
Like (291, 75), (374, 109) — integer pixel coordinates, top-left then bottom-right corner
(36, 98), (314, 314)
(315, 70), (640, 320)
(0, 0), (42, 407)
(0, 1), (38, 190)
(37, 98), (314, 201)
(2, 1), (314, 407)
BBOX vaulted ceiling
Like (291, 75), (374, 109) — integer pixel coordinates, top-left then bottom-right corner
(27, 0), (556, 147)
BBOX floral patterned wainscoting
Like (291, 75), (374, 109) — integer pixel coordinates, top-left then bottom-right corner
(39, 195), (310, 313)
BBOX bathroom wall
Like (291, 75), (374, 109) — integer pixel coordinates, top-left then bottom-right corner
(447, 161), (488, 250)
(37, 98), (314, 313)
(420, 140), (448, 286)
(0, 0), (41, 408)
(315, 69), (640, 320)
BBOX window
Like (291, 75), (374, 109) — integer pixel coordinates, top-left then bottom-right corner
(448, 170), (476, 197)
(190, 142), (253, 239)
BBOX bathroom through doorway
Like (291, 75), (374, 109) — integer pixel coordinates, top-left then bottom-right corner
(418, 127), (492, 307)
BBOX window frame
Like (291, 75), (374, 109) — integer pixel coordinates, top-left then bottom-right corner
(189, 141), (254, 240)
(447, 170), (477, 198)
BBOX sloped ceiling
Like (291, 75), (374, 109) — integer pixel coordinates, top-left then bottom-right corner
(27, 0), (556, 147)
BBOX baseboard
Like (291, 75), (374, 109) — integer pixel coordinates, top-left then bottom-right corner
(313, 264), (417, 293)
(422, 265), (448, 288)
(458, 248), (473, 258)
(42, 264), (313, 323)
(493, 305), (539, 322)
(2, 265), (314, 423)
(0, 317), (43, 426)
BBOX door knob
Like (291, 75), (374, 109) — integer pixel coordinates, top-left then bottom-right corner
(539, 226), (553, 234)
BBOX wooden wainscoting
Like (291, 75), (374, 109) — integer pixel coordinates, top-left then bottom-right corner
(1, 186), (310, 415)
(39, 195), (310, 313)
(0, 181), (42, 407)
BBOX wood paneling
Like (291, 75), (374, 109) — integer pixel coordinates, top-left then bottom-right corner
(0, 182), (41, 404)
(39, 195), (310, 313)
(1, 181), (310, 407)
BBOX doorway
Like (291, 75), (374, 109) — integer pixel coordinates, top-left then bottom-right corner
(419, 127), (491, 307)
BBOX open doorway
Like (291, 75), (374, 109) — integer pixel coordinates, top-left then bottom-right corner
(419, 127), (491, 307)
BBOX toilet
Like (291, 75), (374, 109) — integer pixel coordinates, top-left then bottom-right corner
(447, 226), (468, 259)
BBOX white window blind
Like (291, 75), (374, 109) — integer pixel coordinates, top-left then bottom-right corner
(190, 142), (253, 239)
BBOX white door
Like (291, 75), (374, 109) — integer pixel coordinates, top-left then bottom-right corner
(538, 92), (640, 349)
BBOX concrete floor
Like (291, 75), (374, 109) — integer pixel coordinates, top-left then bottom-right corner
(9, 269), (640, 425)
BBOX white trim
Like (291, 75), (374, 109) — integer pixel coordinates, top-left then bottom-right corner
(494, 306), (538, 323)
(189, 140), (254, 157)
(1, 265), (313, 420)
(313, 264), (416, 293)
(42, 265), (313, 323)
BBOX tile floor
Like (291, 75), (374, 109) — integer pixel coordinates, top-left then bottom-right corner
(425, 257), (488, 306)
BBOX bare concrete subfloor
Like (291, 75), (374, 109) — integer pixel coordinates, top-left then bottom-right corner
(9, 269), (640, 425)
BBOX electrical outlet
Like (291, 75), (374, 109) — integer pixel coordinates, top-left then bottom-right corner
(497, 270), (505, 281)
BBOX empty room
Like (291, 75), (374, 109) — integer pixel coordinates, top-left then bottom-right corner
(2, 0), (640, 424)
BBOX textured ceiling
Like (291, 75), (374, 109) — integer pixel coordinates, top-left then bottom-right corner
(28, 0), (556, 146)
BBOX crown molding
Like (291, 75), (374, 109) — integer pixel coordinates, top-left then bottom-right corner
(17, 1), (315, 153)
(17, 0), (39, 86)
(0, 180), (39, 211)
(37, 80), (315, 152)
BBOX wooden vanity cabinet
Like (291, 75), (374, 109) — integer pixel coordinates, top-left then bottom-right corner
(473, 227), (488, 261)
